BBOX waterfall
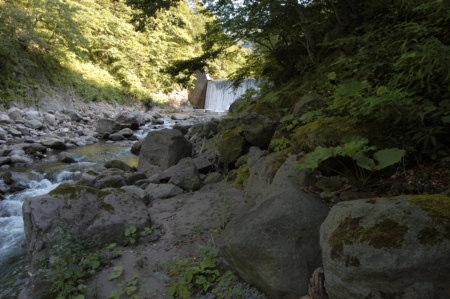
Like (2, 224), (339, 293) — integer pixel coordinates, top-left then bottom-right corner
(204, 79), (259, 112)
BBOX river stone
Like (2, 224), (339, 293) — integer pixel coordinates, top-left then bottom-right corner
(42, 113), (56, 125)
(96, 118), (122, 135)
(0, 156), (10, 166)
(152, 118), (164, 125)
(41, 137), (67, 150)
(104, 160), (133, 172)
(145, 183), (183, 199)
(8, 149), (25, 156)
(120, 185), (154, 205)
(10, 180), (28, 192)
(18, 269), (56, 299)
(0, 113), (12, 124)
(93, 174), (127, 189)
(8, 127), (22, 137)
(114, 111), (143, 130)
(108, 133), (124, 141)
(2, 171), (31, 185)
(7, 108), (22, 121)
(219, 159), (324, 299)
(137, 129), (192, 176)
(22, 185), (152, 271)
(171, 113), (188, 120)
(10, 155), (33, 165)
(117, 128), (134, 138)
(24, 144), (47, 155)
(62, 109), (83, 122)
(193, 156), (214, 174)
(24, 119), (43, 130)
(320, 195), (450, 299)
(131, 140), (143, 155)
(59, 152), (84, 163)
(168, 157), (202, 191)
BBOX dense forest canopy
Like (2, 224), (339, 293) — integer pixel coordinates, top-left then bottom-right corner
(0, 0), (246, 105)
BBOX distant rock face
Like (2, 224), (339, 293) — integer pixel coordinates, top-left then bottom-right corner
(22, 185), (151, 271)
(137, 129), (192, 176)
(219, 156), (327, 299)
(320, 195), (450, 299)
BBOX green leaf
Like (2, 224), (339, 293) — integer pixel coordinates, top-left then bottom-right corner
(126, 286), (137, 295)
(354, 151), (377, 171)
(179, 284), (191, 299)
(124, 226), (137, 237)
(280, 114), (294, 122)
(327, 72), (337, 80)
(441, 115), (450, 123)
(108, 266), (124, 281)
(168, 282), (177, 296)
(372, 148), (405, 170)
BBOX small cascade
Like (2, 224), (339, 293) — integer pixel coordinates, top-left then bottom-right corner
(204, 79), (259, 111)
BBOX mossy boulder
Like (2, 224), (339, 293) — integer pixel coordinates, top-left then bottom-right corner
(22, 185), (151, 273)
(320, 195), (450, 299)
(240, 102), (279, 149)
(290, 117), (388, 154)
(217, 130), (246, 164)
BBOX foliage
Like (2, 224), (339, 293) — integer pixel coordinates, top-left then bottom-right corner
(108, 273), (141, 299)
(165, 246), (241, 299)
(297, 135), (405, 188)
(124, 225), (156, 246)
(45, 223), (122, 299)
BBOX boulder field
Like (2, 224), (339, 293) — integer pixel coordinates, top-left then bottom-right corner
(14, 97), (450, 299)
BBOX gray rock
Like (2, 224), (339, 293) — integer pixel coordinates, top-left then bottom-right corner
(171, 113), (188, 120)
(120, 185), (154, 205)
(8, 127), (22, 137)
(108, 133), (124, 141)
(124, 172), (147, 185)
(168, 157), (202, 191)
(58, 152), (84, 163)
(10, 155), (33, 165)
(117, 128), (134, 138)
(131, 140), (143, 155)
(7, 108), (22, 121)
(96, 119), (122, 135)
(62, 109), (83, 122)
(219, 159), (325, 299)
(193, 156), (214, 173)
(24, 119), (43, 130)
(137, 129), (192, 177)
(41, 138), (67, 150)
(0, 113), (12, 124)
(144, 183), (183, 199)
(114, 111), (142, 130)
(320, 195), (450, 299)
(240, 111), (277, 149)
(10, 180), (28, 192)
(104, 160), (133, 172)
(22, 185), (152, 271)
(203, 172), (223, 185)
(2, 171), (31, 185)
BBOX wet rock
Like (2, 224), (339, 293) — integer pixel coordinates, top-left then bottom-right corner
(41, 138), (67, 150)
(104, 160), (133, 172)
(58, 152), (84, 163)
(171, 113), (188, 120)
(108, 133), (124, 141)
(131, 140), (143, 155)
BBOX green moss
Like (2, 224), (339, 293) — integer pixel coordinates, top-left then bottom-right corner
(99, 203), (115, 213)
(246, 102), (279, 121)
(362, 219), (408, 249)
(49, 184), (110, 201)
(408, 194), (450, 243)
(228, 164), (250, 190)
(328, 217), (408, 262)
(217, 130), (246, 164)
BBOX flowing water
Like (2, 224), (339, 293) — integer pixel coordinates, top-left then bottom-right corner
(204, 79), (259, 112)
(0, 118), (174, 298)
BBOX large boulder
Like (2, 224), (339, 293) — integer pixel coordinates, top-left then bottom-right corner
(240, 110), (278, 149)
(244, 147), (288, 201)
(219, 156), (327, 299)
(22, 185), (152, 271)
(320, 195), (450, 299)
(137, 129), (192, 176)
(144, 183), (184, 199)
(217, 130), (246, 164)
(168, 157), (202, 191)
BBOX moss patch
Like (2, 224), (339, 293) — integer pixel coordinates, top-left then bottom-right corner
(408, 194), (450, 243)
(49, 184), (111, 202)
(246, 102), (279, 121)
(217, 130), (246, 164)
(227, 164), (250, 190)
(328, 217), (408, 262)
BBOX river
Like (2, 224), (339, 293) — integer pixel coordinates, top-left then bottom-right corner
(0, 117), (174, 298)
